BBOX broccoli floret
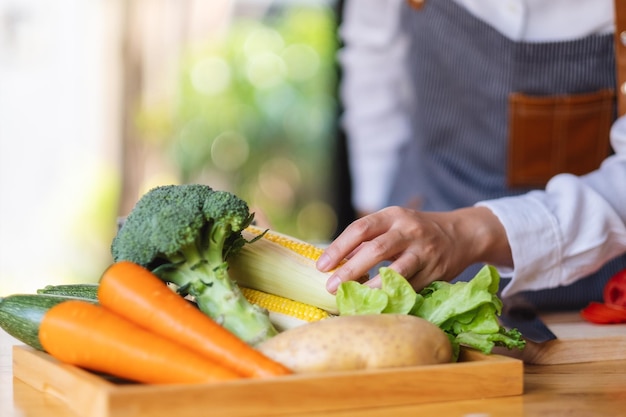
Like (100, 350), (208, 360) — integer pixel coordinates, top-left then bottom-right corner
(111, 184), (277, 345)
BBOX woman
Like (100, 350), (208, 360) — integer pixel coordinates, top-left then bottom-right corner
(319, 0), (626, 310)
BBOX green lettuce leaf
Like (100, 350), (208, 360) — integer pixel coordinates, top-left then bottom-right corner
(335, 265), (526, 359)
(413, 266), (500, 327)
(380, 267), (422, 314)
(336, 266), (422, 315)
(455, 327), (526, 354)
(336, 281), (389, 315)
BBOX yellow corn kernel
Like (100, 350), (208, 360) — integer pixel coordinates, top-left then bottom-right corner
(240, 287), (330, 322)
(245, 225), (325, 262)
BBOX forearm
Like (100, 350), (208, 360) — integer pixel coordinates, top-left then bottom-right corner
(447, 206), (513, 269)
(477, 159), (626, 296)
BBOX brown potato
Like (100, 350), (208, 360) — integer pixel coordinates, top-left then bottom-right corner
(257, 314), (452, 373)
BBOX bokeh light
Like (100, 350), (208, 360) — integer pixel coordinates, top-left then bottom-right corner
(210, 131), (250, 172)
(191, 56), (231, 96)
(282, 44), (320, 81)
(297, 200), (337, 243)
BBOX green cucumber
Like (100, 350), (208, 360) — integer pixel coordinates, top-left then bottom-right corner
(37, 283), (99, 300)
(0, 294), (96, 351)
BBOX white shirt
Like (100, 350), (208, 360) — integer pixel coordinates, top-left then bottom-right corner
(339, 0), (626, 295)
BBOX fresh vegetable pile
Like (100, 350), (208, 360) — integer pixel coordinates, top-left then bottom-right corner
(0, 183), (529, 383)
(581, 269), (626, 324)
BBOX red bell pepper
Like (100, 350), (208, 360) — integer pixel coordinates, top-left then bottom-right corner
(604, 269), (626, 309)
(581, 269), (626, 324)
(581, 302), (626, 324)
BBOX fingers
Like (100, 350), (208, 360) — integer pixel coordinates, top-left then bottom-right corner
(321, 208), (418, 293)
(317, 211), (392, 272)
(363, 250), (428, 291)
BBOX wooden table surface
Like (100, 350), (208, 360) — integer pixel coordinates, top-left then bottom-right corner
(2, 328), (625, 417)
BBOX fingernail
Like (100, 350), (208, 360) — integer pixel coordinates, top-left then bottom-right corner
(326, 275), (341, 293)
(316, 253), (331, 271)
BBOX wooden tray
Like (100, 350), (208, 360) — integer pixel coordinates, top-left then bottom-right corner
(13, 345), (523, 417)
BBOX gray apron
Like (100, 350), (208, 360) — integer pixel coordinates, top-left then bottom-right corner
(390, 0), (626, 310)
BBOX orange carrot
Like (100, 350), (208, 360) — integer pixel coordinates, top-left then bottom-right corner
(39, 300), (241, 384)
(98, 261), (292, 378)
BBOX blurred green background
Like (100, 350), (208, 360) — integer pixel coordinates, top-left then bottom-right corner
(0, 0), (351, 294)
(138, 5), (340, 240)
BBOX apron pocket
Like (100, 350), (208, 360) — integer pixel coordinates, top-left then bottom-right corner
(507, 89), (614, 188)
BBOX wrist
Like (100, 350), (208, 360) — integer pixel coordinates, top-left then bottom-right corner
(451, 206), (513, 268)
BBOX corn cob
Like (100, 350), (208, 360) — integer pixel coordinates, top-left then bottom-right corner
(240, 287), (331, 331)
(240, 287), (330, 322)
(228, 226), (344, 314)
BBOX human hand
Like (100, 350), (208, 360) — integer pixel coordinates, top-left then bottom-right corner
(316, 206), (513, 293)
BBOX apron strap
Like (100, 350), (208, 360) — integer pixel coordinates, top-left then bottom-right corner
(614, 0), (626, 116)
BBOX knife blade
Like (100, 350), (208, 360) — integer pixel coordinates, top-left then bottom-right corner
(499, 295), (557, 343)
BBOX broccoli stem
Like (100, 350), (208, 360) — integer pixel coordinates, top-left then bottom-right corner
(190, 262), (278, 345)
(156, 223), (278, 345)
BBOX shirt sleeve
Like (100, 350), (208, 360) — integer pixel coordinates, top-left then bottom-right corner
(476, 116), (626, 297)
(338, 0), (413, 213)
